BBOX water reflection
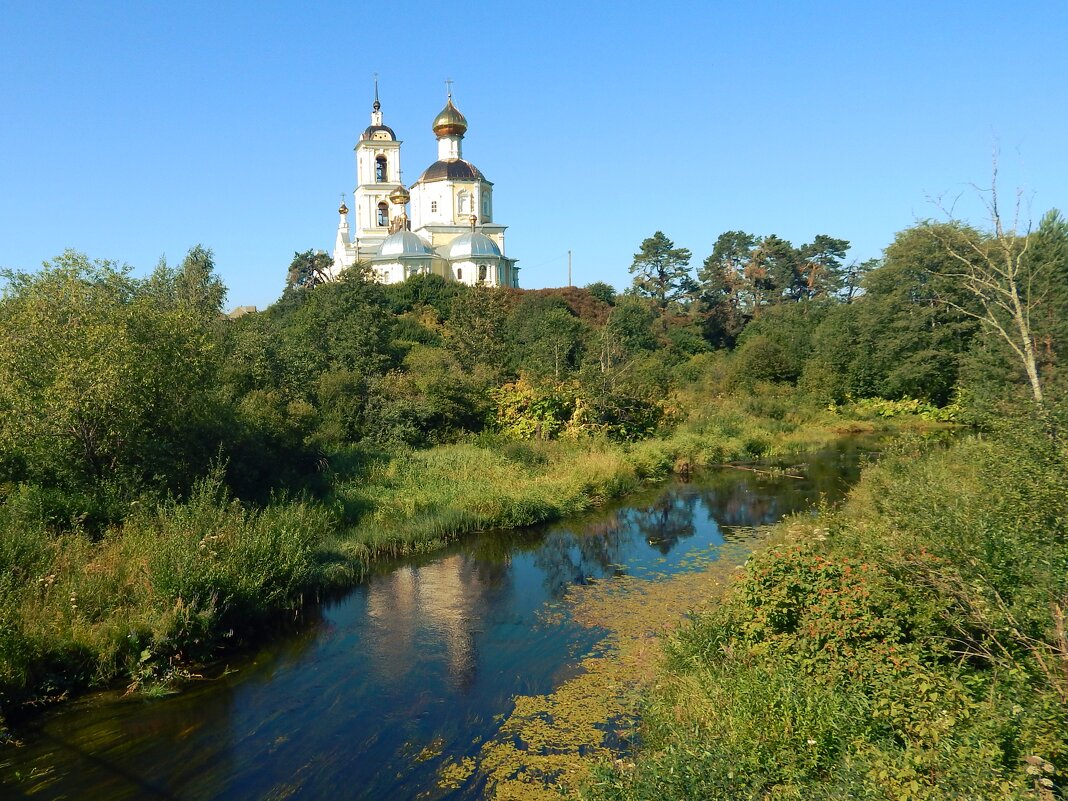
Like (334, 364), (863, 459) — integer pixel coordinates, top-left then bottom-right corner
(0, 439), (880, 800)
(532, 521), (630, 596)
(364, 555), (511, 690)
(632, 493), (700, 554)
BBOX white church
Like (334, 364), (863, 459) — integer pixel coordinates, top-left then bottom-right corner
(332, 85), (519, 288)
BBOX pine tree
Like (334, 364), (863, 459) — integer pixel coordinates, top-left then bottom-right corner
(628, 232), (694, 312)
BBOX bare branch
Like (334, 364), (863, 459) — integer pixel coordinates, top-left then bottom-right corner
(931, 159), (1045, 408)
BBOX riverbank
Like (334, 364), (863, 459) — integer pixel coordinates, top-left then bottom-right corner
(324, 393), (909, 566)
(580, 420), (1068, 800)
(0, 395), (944, 734)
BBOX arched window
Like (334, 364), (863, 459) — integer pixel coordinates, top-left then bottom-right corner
(457, 191), (470, 215)
(377, 202), (388, 227)
(375, 155), (387, 183)
(456, 267), (463, 281)
(478, 264), (487, 283)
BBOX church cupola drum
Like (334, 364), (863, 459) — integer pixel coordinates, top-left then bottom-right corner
(331, 83), (519, 288)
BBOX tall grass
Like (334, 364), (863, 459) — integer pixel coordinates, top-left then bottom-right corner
(325, 384), (893, 566)
(328, 440), (643, 562)
(0, 474), (334, 716)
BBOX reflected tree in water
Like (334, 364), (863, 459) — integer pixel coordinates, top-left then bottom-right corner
(628, 491), (699, 555)
(532, 514), (630, 597)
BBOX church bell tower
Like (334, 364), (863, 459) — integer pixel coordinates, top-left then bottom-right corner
(351, 79), (405, 258)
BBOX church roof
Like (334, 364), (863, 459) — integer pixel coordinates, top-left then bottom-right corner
(416, 159), (488, 184)
(360, 124), (396, 141)
(432, 99), (468, 137)
(376, 229), (434, 259)
(447, 232), (502, 260)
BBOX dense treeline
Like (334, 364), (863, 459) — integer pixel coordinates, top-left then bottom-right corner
(2, 206), (1067, 794)
(4, 212), (1066, 517)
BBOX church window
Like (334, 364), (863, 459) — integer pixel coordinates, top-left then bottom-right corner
(478, 264), (487, 282)
(375, 155), (387, 182)
(431, 200), (438, 213)
(457, 268), (463, 280)
(377, 202), (388, 227)
(457, 191), (470, 215)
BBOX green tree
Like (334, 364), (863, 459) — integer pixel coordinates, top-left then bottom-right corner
(214, 310), (325, 493)
(144, 244), (227, 319)
(285, 249), (334, 292)
(798, 234), (850, 300)
(272, 272), (394, 446)
(444, 285), (513, 375)
(1028, 209), (1068, 369)
(802, 224), (978, 404)
(841, 257), (879, 303)
(697, 231), (756, 346)
(584, 281), (617, 306)
(597, 296), (658, 372)
(507, 295), (586, 379)
(381, 272), (465, 319)
(280, 271), (393, 379)
(177, 244), (227, 315)
(366, 345), (492, 446)
(732, 302), (829, 386)
(753, 234), (802, 304)
(628, 232), (695, 312)
(0, 251), (220, 503)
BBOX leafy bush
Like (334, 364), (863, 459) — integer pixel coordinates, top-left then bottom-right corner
(847, 396), (959, 422)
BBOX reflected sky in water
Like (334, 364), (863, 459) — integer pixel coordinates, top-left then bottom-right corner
(0, 439), (877, 800)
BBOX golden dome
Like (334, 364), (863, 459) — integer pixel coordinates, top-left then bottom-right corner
(432, 98), (467, 137)
(388, 186), (410, 205)
(338, 200), (349, 215)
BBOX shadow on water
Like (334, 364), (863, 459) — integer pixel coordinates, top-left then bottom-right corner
(0, 436), (884, 800)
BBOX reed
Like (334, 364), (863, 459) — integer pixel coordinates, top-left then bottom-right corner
(0, 473), (334, 714)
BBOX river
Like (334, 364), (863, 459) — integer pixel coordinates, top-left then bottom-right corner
(1, 438), (878, 800)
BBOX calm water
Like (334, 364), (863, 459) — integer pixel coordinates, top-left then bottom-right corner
(1, 439), (878, 800)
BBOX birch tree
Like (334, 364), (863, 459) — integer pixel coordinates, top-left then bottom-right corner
(935, 167), (1046, 408)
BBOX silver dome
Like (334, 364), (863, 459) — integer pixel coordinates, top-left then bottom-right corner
(447, 232), (501, 260)
(377, 230), (433, 258)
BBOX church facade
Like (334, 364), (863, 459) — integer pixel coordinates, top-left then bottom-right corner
(332, 87), (519, 288)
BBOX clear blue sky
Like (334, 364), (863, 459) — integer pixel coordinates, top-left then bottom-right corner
(1, 0), (1065, 309)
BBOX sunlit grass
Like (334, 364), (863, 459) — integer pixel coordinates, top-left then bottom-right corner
(324, 391), (884, 566)
(0, 474), (333, 713)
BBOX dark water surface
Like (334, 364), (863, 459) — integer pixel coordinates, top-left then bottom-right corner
(1, 439), (878, 800)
